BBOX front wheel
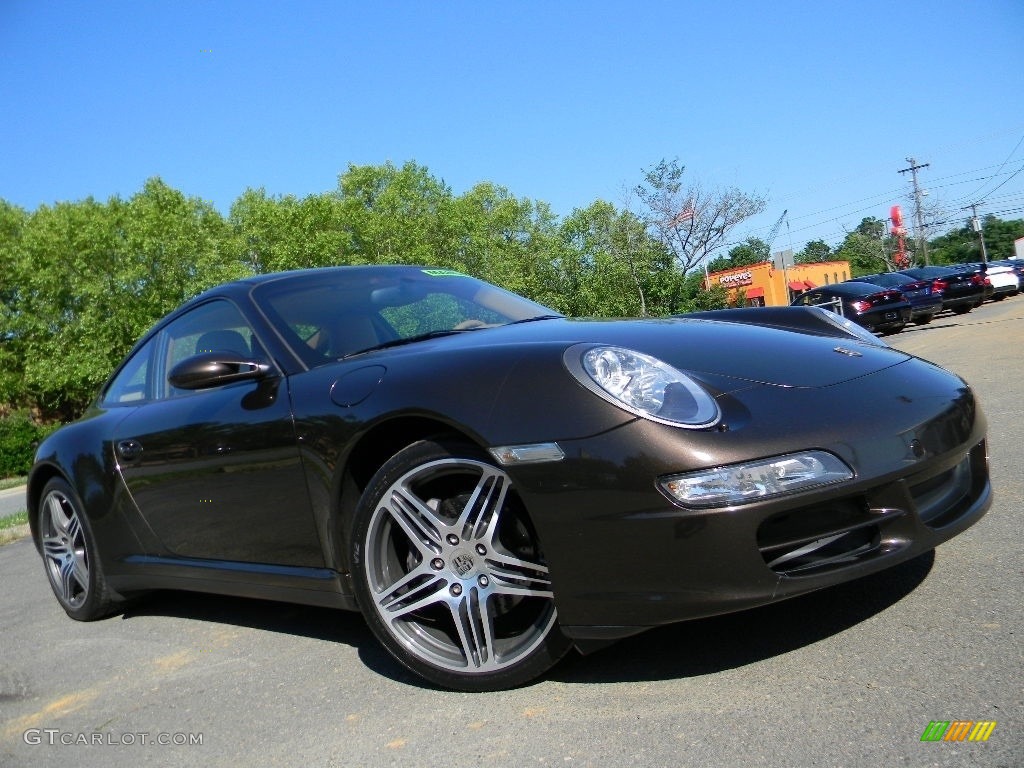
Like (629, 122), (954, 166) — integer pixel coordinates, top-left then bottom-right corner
(350, 439), (570, 691)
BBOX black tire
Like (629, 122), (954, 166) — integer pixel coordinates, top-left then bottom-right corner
(37, 477), (116, 621)
(350, 439), (571, 691)
(914, 314), (935, 326)
(952, 304), (972, 315)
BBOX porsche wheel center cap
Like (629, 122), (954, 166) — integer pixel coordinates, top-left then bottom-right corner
(451, 552), (476, 577)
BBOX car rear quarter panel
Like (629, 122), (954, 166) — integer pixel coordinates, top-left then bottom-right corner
(29, 407), (151, 577)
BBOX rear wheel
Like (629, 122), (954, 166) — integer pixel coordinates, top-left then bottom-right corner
(350, 439), (570, 691)
(914, 314), (935, 325)
(952, 304), (972, 315)
(38, 478), (115, 621)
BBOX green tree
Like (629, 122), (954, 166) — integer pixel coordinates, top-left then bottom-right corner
(926, 223), (975, 265)
(928, 216), (1024, 264)
(834, 231), (888, 276)
(444, 182), (561, 303)
(980, 217), (1024, 259)
(229, 188), (352, 273)
(855, 217), (886, 239)
(794, 239), (833, 264)
(555, 201), (673, 316)
(0, 201), (29, 406)
(706, 236), (770, 273)
(9, 179), (236, 417)
(673, 270), (728, 313)
(336, 161), (452, 266)
(834, 217), (898, 275)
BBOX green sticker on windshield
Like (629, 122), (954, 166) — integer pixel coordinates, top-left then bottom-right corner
(421, 269), (467, 277)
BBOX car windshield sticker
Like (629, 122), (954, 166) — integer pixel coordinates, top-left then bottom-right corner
(420, 269), (467, 277)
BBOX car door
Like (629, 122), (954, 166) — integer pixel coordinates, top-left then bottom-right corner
(111, 299), (323, 567)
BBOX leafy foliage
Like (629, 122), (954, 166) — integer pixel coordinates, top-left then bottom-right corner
(794, 239), (833, 264)
(928, 216), (1024, 265)
(833, 217), (900, 276)
(706, 237), (771, 273)
(0, 411), (56, 477)
(5, 180), (240, 417)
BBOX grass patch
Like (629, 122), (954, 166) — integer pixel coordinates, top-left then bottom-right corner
(0, 510), (27, 530)
(0, 476), (27, 491)
(0, 510), (29, 546)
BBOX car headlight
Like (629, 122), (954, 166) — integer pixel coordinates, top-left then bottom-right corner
(659, 451), (854, 508)
(564, 345), (721, 428)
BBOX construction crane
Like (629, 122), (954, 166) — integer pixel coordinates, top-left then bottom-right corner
(765, 209), (788, 264)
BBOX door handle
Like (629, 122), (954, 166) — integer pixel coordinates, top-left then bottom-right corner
(116, 439), (143, 462)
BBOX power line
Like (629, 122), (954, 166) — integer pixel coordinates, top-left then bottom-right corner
(728, 143), (1024, 254)
(950, 133), (1024, 206)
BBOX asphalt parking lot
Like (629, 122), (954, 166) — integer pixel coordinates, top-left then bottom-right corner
(1, 299), (1021, 768)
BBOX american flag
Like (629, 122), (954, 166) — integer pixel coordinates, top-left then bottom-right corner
(668, 200), (695, 226)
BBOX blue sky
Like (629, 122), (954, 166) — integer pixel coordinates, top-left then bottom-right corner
(2, 0), (1023, 255)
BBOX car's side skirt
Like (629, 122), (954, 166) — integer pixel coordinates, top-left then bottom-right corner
(108, 556), (359, 611)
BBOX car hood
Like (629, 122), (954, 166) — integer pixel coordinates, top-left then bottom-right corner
(375, 316), (914, 390)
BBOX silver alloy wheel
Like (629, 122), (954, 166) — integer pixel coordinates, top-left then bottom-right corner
(363, 457), (558, 675)
(40, 489), (90, 609)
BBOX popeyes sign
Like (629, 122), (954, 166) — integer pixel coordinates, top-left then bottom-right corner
(719, 270), (753, 287)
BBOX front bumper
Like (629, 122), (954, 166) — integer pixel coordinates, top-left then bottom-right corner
(509, 355), (991, 640)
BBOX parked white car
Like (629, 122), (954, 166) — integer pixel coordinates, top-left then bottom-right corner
(960, 262), (1020, 300)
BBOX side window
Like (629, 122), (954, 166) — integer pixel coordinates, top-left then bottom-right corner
(103, 340), (156, 405)
(160, 300), (264, 399)
(800, 292), (821, 306)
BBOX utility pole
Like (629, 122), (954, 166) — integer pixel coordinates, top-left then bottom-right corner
(966, 202), (989, 263)
(899, 157), (930, 265)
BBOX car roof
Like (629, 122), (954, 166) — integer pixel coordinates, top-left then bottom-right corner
(902, 265), (957, 276)
(818, 281), (892, 296)
(231, 264), (433, 287)
(854, 272), (915, 284)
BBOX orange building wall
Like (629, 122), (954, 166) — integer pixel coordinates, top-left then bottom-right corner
(707, 260), (851, 307)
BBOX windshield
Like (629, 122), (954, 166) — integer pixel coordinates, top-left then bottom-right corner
(253, 267), (560, 367)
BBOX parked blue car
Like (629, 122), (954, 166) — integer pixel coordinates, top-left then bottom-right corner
(849, 272), (943, 324)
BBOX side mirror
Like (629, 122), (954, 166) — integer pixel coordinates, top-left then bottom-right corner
(168, 352), (272, 391)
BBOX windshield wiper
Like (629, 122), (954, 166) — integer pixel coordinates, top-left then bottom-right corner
(341, 328), (482, 358)
(340, 316), (562, 359)
(505, 314), (563, 325)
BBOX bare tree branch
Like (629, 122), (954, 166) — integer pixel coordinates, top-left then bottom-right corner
(635, 159), (767, 277)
